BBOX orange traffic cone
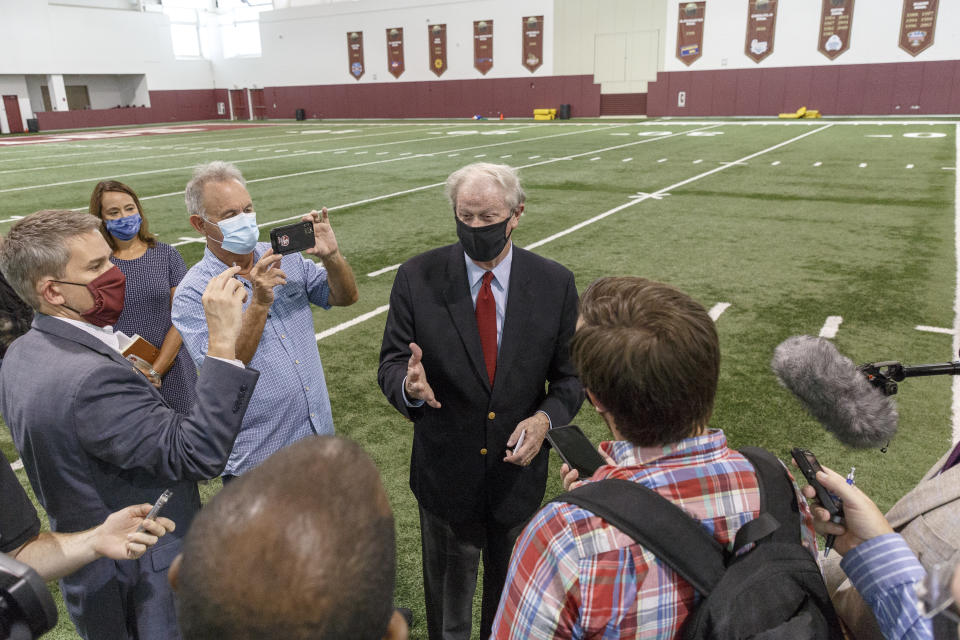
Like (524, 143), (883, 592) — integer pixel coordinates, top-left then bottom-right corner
(499, 112), (504, 120)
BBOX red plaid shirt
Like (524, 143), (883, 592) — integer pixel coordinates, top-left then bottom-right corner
(491, 429), (818, 639)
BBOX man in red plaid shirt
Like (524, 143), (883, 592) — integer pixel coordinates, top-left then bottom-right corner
(491, 277), (818, 639)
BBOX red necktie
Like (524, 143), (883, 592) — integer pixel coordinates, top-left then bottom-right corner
(476, 271), (497, 385)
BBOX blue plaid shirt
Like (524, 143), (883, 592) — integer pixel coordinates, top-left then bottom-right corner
(172, 243), (334, 475)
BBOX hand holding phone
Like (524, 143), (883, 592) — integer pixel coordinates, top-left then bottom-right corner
(269, 221), (316, 255)
(791, 448), (843, 554)
(546, 425), (606, 479)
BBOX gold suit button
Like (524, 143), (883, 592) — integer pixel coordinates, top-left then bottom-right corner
(487, 411), (496, 420)
(480, 448), (488, 455)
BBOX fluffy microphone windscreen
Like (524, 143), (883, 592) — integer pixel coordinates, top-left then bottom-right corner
(771, 335), (898, 448)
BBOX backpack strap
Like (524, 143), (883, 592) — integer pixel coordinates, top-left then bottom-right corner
(734, 447), (803, 552)
(554, 478), (725, 596)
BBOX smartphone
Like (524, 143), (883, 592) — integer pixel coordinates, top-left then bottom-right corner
(269, 221), (316, 255)
(545, 424), (606, 478)
(137, 489), (173, 532)
(790, 448), (842, 522)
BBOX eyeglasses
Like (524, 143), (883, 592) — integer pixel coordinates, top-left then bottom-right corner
(916, 560), (960, 623)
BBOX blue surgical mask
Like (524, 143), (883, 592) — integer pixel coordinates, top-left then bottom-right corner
(210, 212), (259, 254)
(104, 213), (142, 241)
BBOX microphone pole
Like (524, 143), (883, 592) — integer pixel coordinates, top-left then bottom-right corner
(858, 360), (960, 396)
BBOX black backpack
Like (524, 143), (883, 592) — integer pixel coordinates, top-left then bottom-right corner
(554, 446), (844, 639)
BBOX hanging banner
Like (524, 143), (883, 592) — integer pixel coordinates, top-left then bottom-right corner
(676, 2), (706, 66)
(474, 19), (494, 75)
(818, 0), (855, 60)
(744, 0), (778, 63)
(522, 15), (544, 73)
(428, 24), (447, 77)
(386, 27), (405, 78)
(899, 0), (938, 57)
(347, 31), (364, 80)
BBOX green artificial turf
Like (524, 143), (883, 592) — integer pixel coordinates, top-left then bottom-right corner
(0, 117), (957, 638)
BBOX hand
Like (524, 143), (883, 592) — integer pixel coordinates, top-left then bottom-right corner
(93, 504), (176, 561)
(202, 265), (247, 359)
(242, 249), (286, 307)
(560, 446), (615, 491)
(405, 342), (440, 408)
(303, 208), (340, 260)
(504, 413), (550, 467)
(798, 462), (893, 557)
(130, 357), (162, 388)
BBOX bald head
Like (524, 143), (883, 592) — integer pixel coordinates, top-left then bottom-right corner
(173, 436), (396, 640)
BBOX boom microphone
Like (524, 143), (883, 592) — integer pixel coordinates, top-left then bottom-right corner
(771, 335), (898, 448)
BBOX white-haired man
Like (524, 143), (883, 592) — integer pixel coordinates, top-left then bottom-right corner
(172, 161), (358, 481)
(378, 162), (583, 640)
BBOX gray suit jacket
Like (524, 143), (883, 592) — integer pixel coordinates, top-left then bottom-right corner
(0, 314), (258, 640)
(824, 449), (960, 638)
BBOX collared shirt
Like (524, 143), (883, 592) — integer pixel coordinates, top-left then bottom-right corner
(172, 243), (334, 475)
(52, 316), (120, 352)
(841, 534), (932, 640)
(491, 429), (819, 640)
(464, 243), (513, 348)
(402, 244), (514, 408)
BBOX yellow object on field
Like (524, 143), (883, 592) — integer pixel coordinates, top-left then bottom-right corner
(533, 108), (557, 116)
(534, 113), (555, 120)
(779, 106), (822, 119)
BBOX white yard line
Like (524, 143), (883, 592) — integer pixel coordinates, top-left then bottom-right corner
(953, 122), (960, 445)
(709, 303), (731, 321)
(916, 325), (954, 335)
(316, 304), (391, 341)
(819, 316), (843, 339)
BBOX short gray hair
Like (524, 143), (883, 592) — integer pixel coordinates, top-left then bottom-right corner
(184, 161), (246, 219)
(0, 210), (103, 310)
(444, 163), (525, 212)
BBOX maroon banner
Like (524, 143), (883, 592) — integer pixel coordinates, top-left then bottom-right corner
(386, 27), (405, 78)
(347, 31), (364, 80)
(744, 0), (778, 63)
(899, 0), (939, 57)
(474, 19), (494, 75)
(428, 24), (447, 77)
(522, 15), (543, 73)
(818, 0), (855, 60)
(676, 2), (705, 66)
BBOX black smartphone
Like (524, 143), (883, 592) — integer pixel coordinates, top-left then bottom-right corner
(136, 489), (173, 532)
(790, 448), (842, 522)
(545, 424), (606, 478)
(269, 221), (316, 255)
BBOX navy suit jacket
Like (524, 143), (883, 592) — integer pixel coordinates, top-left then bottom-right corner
(378, 244), (583, 525)
(0, 314), (258, 640)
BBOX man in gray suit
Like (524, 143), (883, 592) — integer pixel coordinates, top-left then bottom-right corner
(824, 447), (960, 637)
(0, 209), (258, 640)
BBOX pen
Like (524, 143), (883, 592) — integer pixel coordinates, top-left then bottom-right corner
(824, 468), (855, 557)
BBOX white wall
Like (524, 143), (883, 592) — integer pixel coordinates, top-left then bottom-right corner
(0, 0), (214, 90)
(212, 0), (555, 88)
(664, 0), (960, 72)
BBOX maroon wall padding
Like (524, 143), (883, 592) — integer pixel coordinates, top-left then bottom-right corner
(36, 89), (229, 130)
(599, 93), (647, 115)
(648, 60), (960, 116)
(264, 74), (601, 119)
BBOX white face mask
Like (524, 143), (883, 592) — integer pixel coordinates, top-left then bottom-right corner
(209, 212), (259, 254)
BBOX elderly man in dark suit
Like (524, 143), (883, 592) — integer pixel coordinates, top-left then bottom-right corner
(0, 209), (258, 640)
(378, 162), (583, 640)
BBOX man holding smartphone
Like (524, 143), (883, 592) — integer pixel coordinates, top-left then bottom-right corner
(491, 277), (819, 639)
(173, 161), (359, 482)
(378, 163), (583, 640)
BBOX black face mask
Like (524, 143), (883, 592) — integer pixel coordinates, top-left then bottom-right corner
(456, 214), (513, 262)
